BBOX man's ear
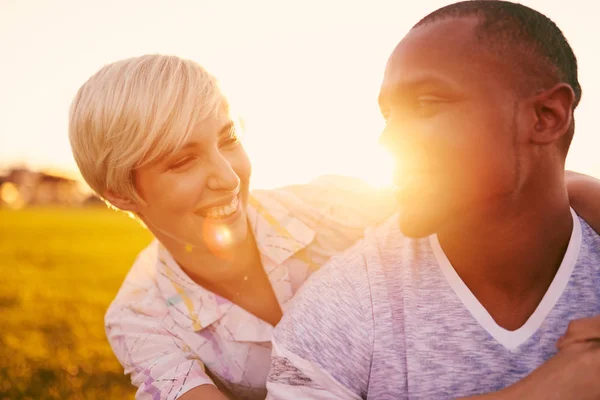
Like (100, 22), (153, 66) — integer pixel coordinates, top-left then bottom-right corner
(103, 190), (140, 212)
(530, 83), (575, 146)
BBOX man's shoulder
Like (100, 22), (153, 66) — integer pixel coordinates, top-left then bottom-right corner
(578, 216), (600, 269)
(581, 215), (600, 243)
(292, 214), (417, 304)
(270, 214), (416, 398)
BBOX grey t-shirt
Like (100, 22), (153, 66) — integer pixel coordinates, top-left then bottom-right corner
(267, 209), (600, 399)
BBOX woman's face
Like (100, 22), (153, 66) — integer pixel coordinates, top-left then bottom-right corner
(133, 111), (251, 254)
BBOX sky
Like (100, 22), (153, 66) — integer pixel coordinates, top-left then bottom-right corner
(1, 0), (599, 189)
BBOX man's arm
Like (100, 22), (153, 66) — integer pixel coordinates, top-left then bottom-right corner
(556, 315), (600, 350)
(566, 171), (600, 234)
(461, 315), (600, 400)
(266, 254), (373, 400)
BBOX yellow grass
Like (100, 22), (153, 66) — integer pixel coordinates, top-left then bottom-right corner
(0, 207), (153, 399)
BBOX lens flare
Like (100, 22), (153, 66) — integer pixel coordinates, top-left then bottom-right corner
(143, 213), (240, 261)
(214, 225), (232, 246)
(199, 220), (238, 261)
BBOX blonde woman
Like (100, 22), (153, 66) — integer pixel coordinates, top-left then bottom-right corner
(68, 54), (600, 400)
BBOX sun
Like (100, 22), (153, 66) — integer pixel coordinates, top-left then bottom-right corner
(352, 145), (395, 188)
(211, 44), (396, 191)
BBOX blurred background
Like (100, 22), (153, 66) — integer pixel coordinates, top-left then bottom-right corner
(1, 0), (598, 398)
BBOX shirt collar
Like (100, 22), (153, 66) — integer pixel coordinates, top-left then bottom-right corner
(156, 192), (315, 333)
(246, 192), (315, 264)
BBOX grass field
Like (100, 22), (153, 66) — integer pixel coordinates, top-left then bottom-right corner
(0, 207), (153, 399)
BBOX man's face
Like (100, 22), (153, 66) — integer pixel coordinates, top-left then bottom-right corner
(379, 17), (522, 238)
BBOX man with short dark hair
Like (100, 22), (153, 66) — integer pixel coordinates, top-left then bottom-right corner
(266, 1), (600, 399)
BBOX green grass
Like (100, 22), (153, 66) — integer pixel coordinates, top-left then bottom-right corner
(0, 207), (153, 399)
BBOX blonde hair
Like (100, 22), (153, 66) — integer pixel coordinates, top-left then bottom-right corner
(69, 54), (227, 205)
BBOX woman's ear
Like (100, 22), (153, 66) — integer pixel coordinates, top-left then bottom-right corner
(103, 190), (140, 212)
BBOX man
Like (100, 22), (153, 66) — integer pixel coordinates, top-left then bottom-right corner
(266, 1), (600, 399)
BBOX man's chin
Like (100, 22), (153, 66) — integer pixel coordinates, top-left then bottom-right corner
(395, 187), (451, 238)
(398, 220), (436, 238)
(397, 208), (442, 239)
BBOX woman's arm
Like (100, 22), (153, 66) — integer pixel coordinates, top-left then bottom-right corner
(566, 171), (600, 234)
(259, 175), (397, 257)
(179, 385), (230, 400)
(105, 304), (225, 400)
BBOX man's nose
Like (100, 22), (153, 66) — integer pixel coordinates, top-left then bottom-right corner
(379, 117), (408, 155)
(378, 117), (426, 174)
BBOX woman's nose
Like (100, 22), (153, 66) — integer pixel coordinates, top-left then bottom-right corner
(206, 153), (240, 192)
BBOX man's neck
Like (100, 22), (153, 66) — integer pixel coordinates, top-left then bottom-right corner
(436, 185), (573, 299)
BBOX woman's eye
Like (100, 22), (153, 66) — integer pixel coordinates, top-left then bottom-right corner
(168, 156), (195, 171)
(220, 133), (240, 148)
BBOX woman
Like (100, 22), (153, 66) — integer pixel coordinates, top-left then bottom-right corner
(68, 54), (600, 400)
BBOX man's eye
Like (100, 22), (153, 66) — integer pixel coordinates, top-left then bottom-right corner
(415, 97), (444, 117)
(380, 108), (391, 121)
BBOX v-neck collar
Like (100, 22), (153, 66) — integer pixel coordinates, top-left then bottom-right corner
(430, 208), (582, 351)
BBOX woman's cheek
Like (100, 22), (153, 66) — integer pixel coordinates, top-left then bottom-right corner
(166, 171), (207, 210)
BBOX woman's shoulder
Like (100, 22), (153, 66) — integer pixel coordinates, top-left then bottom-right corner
(253, 175), (382, 202)
(106, 240), (166, 319)
(251, 175), (397, 231)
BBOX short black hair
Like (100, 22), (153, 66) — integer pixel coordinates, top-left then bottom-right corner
(414, 0), (582, 108)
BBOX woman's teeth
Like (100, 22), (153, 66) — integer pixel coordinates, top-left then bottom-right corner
(201, 196), (239, 219)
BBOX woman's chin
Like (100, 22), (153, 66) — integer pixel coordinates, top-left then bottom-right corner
(201, 214), (248, 254)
